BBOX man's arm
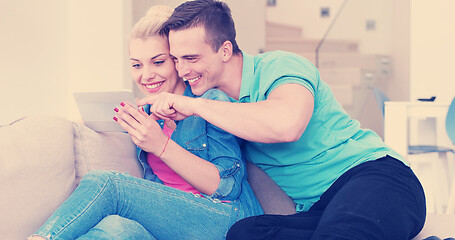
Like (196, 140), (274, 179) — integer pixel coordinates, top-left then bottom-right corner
(193, 84), (314, 143)
(139, 83), (314, 143)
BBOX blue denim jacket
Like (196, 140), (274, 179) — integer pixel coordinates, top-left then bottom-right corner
(137, 86), (263, 215)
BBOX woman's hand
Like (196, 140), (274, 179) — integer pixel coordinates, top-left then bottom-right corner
(114, 102), (167, 155)
(137, 92), (197, 121)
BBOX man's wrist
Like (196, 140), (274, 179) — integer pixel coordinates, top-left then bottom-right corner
(191, 97), (204, 117)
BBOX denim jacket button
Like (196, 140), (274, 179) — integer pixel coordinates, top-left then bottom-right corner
(202, 143), (207, 148)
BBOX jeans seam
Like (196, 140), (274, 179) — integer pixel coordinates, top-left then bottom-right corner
(111, 176), (230, 216)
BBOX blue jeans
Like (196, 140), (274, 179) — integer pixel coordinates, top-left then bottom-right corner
(33, 170), (244, 240)
(77, 215), (154, 240)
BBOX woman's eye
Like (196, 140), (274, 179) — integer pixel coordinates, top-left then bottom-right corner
(132, 63), (141, 69)
(154, 60), (165, 65)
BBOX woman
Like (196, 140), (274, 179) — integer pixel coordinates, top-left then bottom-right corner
(28, 5), (262, 240)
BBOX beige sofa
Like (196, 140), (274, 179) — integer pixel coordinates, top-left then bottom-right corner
(0, 115), (453, 239)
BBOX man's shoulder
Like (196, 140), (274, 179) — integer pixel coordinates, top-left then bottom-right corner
(254, 50), (315, 69)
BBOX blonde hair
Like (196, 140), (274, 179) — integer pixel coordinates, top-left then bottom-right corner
(130, 5), (173, 39)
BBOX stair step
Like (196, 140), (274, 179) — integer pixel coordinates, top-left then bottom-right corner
(319, 67), (362, 86)
(265, 38), (359, 53)
(266, 21), (303, 38)
(289, 52), (385, 69)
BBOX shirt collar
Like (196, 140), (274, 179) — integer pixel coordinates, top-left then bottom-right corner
(183, 82), (194, 98)
(238, 51), (254, 102)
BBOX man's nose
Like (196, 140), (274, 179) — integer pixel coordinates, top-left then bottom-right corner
(176, 61), (190, 78)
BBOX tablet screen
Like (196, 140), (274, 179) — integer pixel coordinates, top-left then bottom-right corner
(73, 90), (137, 132)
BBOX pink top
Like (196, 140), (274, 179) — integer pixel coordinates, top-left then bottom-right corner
(147, 124), (201, 195)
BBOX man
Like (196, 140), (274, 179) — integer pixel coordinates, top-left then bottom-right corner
(139, 0), (426, 239)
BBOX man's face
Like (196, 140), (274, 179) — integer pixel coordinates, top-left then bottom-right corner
(168, 26), (224, 96)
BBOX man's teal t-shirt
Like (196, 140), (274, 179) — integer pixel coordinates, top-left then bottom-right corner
(238, 50), (405, 212)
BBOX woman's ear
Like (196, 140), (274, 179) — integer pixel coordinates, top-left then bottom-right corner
(220, 40), (233, 62)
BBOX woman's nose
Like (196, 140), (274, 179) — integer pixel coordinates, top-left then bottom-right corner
(144, 68), (156, 80)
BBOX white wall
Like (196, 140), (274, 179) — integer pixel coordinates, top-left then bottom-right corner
(0, 0), (132, 123)
(410, 0), (455, 103)
(0, 0), (68, 124)
(389, 0), (411, 101)
(66, 0), (131, 120)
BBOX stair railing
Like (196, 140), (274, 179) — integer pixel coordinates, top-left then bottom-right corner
(315, 0), (349, 68)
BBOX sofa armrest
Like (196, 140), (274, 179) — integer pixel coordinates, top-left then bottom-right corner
(0, 115), (77, 239)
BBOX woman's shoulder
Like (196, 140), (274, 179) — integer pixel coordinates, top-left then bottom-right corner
(200, 89), (232, 102)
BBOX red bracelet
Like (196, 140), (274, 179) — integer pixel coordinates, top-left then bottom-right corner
(158, 136), (170, 158)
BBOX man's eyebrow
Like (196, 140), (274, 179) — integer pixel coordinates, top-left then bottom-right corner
(182, 54), (199, 59)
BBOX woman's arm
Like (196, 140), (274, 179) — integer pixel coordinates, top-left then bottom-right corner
(115, 103), (221, 195)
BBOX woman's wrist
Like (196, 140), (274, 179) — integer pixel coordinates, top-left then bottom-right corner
(158, 135), (171, 158)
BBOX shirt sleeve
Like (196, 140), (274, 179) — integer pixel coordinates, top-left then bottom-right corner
(200, 89), (245, 201)
(257, 51), (320, 101)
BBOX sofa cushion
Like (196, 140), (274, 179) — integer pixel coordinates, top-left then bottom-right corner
(0, 115), (76, 239)
(73, 122), (142, 184)
(246, 161), (296, 215)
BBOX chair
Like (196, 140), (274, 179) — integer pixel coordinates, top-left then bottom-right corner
(373, 88), (455, 214)
(373, 88), (454, 155)
(444, 97), (455, 214)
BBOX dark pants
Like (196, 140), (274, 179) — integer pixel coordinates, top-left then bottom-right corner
(227, 156), (426, 240)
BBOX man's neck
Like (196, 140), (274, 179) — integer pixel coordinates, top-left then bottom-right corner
(217, 52), (243, 101)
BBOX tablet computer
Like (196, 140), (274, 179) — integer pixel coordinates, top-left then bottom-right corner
(73, 90), (137, 132)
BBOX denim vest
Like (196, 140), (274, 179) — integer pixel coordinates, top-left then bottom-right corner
(136, 86), (263, 215)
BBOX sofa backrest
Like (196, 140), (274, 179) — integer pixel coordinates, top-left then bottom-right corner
(0, 115), (296, 239)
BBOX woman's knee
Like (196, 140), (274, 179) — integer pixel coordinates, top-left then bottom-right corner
(79, 170), (118, 186)
(79, 215), (155, 240)
(96, 215), (138, 232)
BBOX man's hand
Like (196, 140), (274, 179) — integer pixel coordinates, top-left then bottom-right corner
(136, 92), (197, 121)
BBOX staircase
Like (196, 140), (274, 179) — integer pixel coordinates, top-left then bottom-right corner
(264, 21), (390, 119)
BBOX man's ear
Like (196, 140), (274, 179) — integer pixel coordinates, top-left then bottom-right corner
(220, 40), (233, 62)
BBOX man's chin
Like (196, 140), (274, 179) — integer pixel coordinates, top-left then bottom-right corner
(190, 86), (209, 96)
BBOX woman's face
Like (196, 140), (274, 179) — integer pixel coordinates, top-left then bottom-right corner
(129, 36), (185, 96)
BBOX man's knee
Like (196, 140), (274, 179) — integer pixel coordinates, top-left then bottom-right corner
(227, 216), (258, 240)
